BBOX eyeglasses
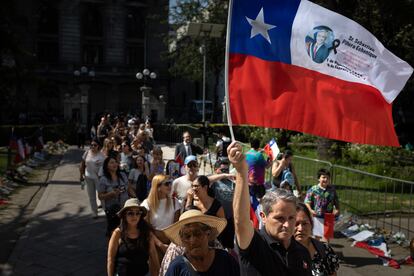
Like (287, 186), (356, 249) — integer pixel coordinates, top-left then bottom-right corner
(191, 184), (201, 189)
(126, 210), (144, 217)
(90, 144), (98, 147)
(162, 181), (172, 186)
(180, 229), (206, 242)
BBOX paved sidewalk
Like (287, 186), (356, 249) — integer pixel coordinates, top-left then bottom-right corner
(6, 144), (412, 276)
(8, 147), (107, 276)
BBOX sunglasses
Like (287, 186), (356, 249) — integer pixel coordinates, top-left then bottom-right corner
(162, 180), (172, 186)
(220, 168), (229, 173)
(126, 210), (144, 217)
(90, 144), (98, 147)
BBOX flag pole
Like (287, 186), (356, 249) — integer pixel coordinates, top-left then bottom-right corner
(224, 0), (235, 142)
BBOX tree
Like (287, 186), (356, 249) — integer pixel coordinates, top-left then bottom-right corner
(167, 0), (228, 121)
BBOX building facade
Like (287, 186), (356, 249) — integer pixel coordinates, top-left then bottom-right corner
(6, 0), (169, 127)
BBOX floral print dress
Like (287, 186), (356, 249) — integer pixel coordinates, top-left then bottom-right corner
(311, 239), (340, 276)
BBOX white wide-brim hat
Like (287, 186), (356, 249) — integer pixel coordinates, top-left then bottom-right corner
(162, 209), (227, 246)
(117, 198), (147, 217)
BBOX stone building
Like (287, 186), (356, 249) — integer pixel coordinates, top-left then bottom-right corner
(8, 0), (169, 127)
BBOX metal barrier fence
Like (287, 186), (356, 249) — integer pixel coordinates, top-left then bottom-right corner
(292, 155), (414, 240)
(154, 124), (201, 145)
(154, 123), (220, 148)
(154, 124), (414, 240)
(0, 147), (13, 173)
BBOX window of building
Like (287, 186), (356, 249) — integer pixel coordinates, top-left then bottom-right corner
(37, 41), (59, 63)
(126, 8), (146, 39)
(81, 4), (103, 37)
(126, 45), (144, 67)
(82, 44), (103, 65)
(37, 1), (59, 34)
(81, 3), (103, 65)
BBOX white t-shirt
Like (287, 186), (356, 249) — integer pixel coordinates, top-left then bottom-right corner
(141, 198), (181, 230)
(83, 150), (105, 180)
(172, 175), (193, 202)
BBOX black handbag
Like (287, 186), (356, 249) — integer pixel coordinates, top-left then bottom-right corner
(105, 203), (121, 218)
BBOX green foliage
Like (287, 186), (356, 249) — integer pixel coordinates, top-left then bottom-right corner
(233, 126), (284, 148)
(167, 0), (227, 82)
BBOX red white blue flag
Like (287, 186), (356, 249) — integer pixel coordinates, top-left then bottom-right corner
(263, 138), (280, 161)
(226, 0), (413, 146)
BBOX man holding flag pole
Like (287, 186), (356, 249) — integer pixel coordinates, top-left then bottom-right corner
(224, 0), (412, 275)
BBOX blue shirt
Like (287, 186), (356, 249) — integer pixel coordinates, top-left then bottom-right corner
(165, 249), (240, 276)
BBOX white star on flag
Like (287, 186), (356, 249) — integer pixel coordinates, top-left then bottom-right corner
(245, 7), (276, 44)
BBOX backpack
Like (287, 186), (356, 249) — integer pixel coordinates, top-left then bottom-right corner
(281, 169), (294, 187)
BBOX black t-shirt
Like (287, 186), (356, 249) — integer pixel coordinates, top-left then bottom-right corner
(238, 229), (312, 276)
(116, 237), (149, 276)
(165, 249), (240, 276)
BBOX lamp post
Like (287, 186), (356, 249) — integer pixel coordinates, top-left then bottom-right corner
(185, 22), (224, 123)
(199, 44), (207, 122)
(73, 66), (95, 128)
(136, 68), (157, 119)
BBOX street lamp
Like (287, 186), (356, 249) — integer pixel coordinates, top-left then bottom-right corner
(185, 22), (224, 122)
(73, 66), (95, 128)
(136, 68), (157, 119)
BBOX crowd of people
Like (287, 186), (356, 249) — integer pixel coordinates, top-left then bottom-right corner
(79, 115), (341, 275)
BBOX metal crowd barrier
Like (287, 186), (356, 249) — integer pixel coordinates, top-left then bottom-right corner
(292, 155), (414, 240)
(0, 147), (13, 173)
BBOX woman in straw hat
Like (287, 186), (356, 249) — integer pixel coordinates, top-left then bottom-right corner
(162, 209), (239, 275)
(107, 198), (159, 276)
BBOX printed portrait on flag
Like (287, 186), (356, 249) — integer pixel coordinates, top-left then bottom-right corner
(227, 0), (413, 146)
(305, 26), (335, 63)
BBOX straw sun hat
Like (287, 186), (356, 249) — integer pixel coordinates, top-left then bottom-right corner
(162, 209), (227, 246)
(116, 198), (147, 217)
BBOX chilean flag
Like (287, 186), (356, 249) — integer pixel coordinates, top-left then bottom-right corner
(263, 138), (280, 161)
(227, 0), (413, 146)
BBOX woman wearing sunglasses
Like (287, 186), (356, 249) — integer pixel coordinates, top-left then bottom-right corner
(141, 174), (181, 260)
(79, 138), (105, 218)
(107, 198), (160, 276)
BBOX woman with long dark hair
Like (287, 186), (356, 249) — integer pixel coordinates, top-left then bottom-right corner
(295, 202), (340, 276)
(107, 198), (159, 276)
(98, 156), (129, 237)
(185, 175), (225, 218)
(128, 155), (150, 201)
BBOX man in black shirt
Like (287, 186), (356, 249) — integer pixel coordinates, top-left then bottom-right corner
(228, 142), (312, 276)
